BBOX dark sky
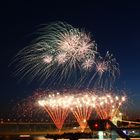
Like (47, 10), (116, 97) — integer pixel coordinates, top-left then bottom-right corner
(0, 1), (140, 119)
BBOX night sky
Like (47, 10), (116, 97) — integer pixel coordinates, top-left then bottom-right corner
(0, 1), (140, 119)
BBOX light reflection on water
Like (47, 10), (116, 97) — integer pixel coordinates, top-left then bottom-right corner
(0, 136), (127, 140)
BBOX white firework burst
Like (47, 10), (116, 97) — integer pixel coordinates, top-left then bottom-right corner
(12, 22), (97, 86)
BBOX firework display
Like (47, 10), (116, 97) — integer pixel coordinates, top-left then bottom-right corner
(37, 90), (126, 130)
(70, 92), (94, 130)
(12, 21), (127, 131)
(94, 92), (126, 120)
(12, 22), (96, 87)
(12, 21), (119, 89)
(38, 92), (73, 129)
(11, 90), (47, 121)
(87, 51), (119, 89)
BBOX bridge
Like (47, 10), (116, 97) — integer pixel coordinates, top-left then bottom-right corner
(0, 121), (140, 140)
(0, 122), (80, 135)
